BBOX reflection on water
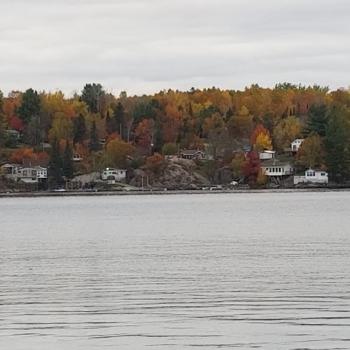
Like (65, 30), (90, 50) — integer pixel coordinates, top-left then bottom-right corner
(1, 192), (350, 349)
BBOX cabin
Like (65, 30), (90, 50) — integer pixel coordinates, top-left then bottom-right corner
(180, 150), (206, 160)
(259, 150), (275, 160)
(101, 168), (127, 183)
(294, 169), (328, 185)
(291, 139), (304, 153)
(261, 160), (294, 177)
(18, 166), (47, 183)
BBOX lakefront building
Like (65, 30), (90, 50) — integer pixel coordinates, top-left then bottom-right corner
(101, 168), (127, 183)
(294, 169), (328, 185)
(1, 164), (47, 183)
(261, 160), (294, 177)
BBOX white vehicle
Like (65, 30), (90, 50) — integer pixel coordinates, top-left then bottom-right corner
(209, 185), (223, 191)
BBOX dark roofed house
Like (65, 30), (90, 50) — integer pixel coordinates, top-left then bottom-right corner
(180, 150), (206, 161)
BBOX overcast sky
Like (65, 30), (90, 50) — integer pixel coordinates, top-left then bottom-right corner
(0, 0), (349, 96)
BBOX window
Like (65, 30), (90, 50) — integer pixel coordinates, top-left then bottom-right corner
(321, 173), (326, 176)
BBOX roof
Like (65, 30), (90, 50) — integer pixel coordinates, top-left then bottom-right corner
(306, 168), (328, 173)
(181, 150), (204, 155)
(261, 159), (293, 167)
(292, 138), (304, 143)
(104, 168), (127, 171)
(260, 150), (275, 154)
(34, 166), (47, 170)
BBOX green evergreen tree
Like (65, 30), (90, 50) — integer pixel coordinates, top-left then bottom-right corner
(105, 111), (118, 134)
(304, 104), (329, 137)
(17, 88), (41, 124)
(63, 142), (74, 179)
(89, 121), (100, 151)
(113, 102), (125, 138)
(81, 83), (105, 113)
(325, 106), (350, 182)
(49, 138), (63, 187)
(73, 114), (86, 144)
(0, 90), (3, 111)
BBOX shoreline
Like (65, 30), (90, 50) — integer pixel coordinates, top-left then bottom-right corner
(1, 187), (350, 198)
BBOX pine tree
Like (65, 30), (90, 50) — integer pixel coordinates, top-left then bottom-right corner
(325, 106), (350, 182)
(17, 88), (41, 124)
(304, 104), (329, 137)
(49, 138), (63, 187)
(63, 142), (74, 179)
(105, 111), (118, 134)
(113, 102), (125, 139)
(73, 114), (86, 144)
(89, 121), (100, 151)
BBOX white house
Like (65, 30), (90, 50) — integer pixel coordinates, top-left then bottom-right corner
(294, 169), (328, 185)
(291, 139), (304, 152)
(1, 163), (21, 178)
(1, 164), (47, 183)
(35, 166), (48, 179)
(259, 150), (275, 160)
(261, 160), (294, 177)
(101, 168), (127, 183)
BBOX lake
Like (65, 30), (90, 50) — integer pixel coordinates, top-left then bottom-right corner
(1, 192), (350, 349)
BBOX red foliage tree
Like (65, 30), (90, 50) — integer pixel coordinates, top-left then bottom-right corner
(8, 116), (24, 132)
(242, 151), (261, 186)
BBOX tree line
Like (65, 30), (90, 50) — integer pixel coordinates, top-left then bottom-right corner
(0, 83), (350, 186)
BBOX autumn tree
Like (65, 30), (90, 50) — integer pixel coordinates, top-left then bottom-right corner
(273, 116), (302, 151)
(227, 105), (254, 139)
(134, 119), (155, 154)
(162, 143), (178, 155)
(296, 134), (325, 169)
(104, 138), (135, 168)
(49, 113), (73, 143)
(231, 152), (246, 180)
(161, 104), (182, 144)
(250, 124), (272, 152)
(10, 147), (36, 165)
(243, 151), (261, 186)
(145, 153), (166, 175)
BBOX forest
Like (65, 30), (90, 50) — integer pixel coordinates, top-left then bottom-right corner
(0, 83), (350, 188)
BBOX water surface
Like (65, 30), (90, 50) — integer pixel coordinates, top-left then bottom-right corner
(1, 192), (350, 349)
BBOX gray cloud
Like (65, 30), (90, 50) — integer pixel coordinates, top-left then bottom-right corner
(0, 0), (349, 95)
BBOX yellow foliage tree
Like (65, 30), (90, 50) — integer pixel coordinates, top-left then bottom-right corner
(254, 132), (272, 152)
(105, 138), (135, 168)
